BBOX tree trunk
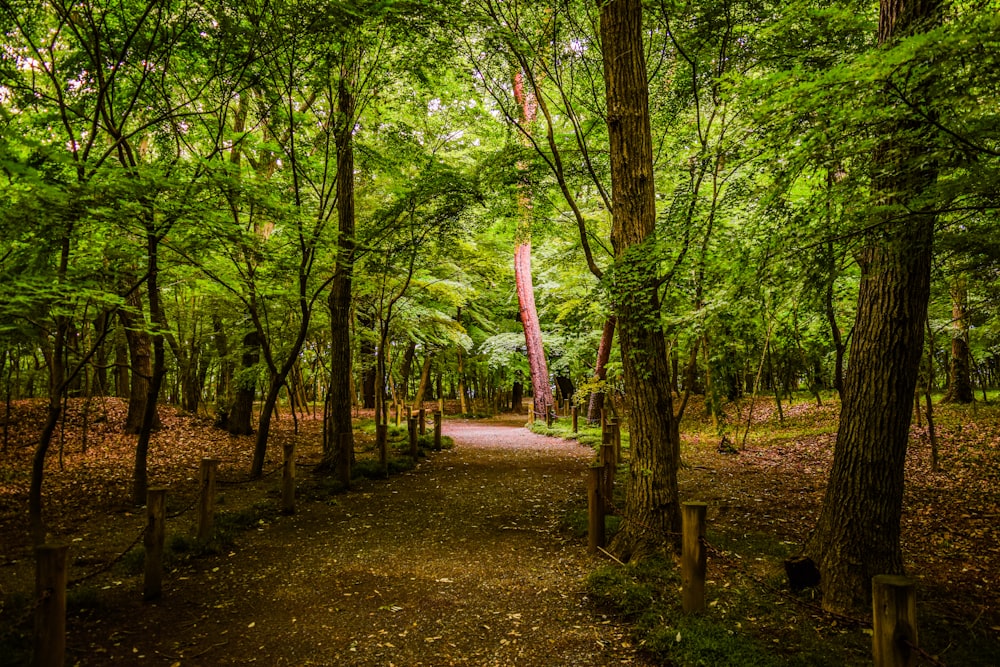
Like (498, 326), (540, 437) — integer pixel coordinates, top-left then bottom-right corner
(114, 323), (130, 399)
(511, 380), (523, 414)
(322, 71), (357, 480)
(133, 228), (167, 506)
(92, 311), (110, 396)
(587, 317), (616, 423)
(211, 314), (234, 411)
(227, 330), (259, 435)
(457, 343), (469, 414)
(515, 241), (553, 418)
(805, 0), (940, 614)
(513, 70), (554, 419)
(250, 372), (283, 476)
(358, 310), (377, 409)
(823, 240), (847, 400)
(600, 0), (681, 559)
(413, 352), (433, 410)
(398, 341), (416, 404)
(943, 276), (973, 403)
(120, 286), (159, 433)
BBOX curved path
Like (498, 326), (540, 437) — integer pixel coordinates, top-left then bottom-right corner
(73, 418), (650, 666)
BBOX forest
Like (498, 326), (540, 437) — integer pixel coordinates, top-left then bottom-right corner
(1, 0), (999, 664)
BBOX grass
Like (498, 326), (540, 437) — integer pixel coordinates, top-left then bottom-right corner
(585, 557), (870, 667)
(529, 418), (630, 452)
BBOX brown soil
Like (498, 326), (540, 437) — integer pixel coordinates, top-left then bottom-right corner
(0, 405), (651, 666)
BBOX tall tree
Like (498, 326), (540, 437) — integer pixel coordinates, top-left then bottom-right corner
(599, 0), (681, 559)
(805, 0), (941, 613)
(512, 71), (554, 419)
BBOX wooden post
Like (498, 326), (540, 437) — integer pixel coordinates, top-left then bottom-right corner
(144, 487), (167, 600)
(682, 502), (708, 613)
(611, 418), (621, 462)
(338, 432), (351, 489)
(571, 406), (578, 434)
(587, 465), (605, 553)
(418, 408), (426, 435)
(601, 442), (615, 504)
(433, 411), (442, 449)
(281, 442), (296, 514)
(34, 543), (68, 667)
(600, 408), (607, 431)
(528, 407), (534, 424)
(872, 575), (918, 667)
(546, 403), (553, 427)
(394, 403), (401, 427)
(408, 416), (419, 457)
(602, 426), (617, 466)
(197, 458), (220, 543)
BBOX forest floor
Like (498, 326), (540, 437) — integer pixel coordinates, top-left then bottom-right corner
(0, 395), (999, 666)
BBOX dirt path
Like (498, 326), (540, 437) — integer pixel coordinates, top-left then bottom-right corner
(71, 418), (651, 666)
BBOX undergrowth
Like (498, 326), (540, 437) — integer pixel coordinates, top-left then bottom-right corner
(586, 556), (868, 666)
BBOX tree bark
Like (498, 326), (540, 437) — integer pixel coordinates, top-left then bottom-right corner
(114, 323), (130, 399)
(413, 352), (433, 410)
(133, 227), (167, 506)
(358, 310), (377, 409)
(587, 317), (616, 423)
(600, 0), (681, 559)
(120, 286), (159, 433)
(805, 0), (940, 613)
(227, 330), (259, 435)
(513, 70), (554, 419)
(212, 313), (234, 411)
(943, 276), (973, 403)
(322, 71), (357, 480)
(515, 241), (553, 418)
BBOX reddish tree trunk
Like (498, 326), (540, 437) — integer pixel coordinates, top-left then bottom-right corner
(515, 241), (553, 418)
(587, 317), (616, 423)
(513, 70), (554, 420)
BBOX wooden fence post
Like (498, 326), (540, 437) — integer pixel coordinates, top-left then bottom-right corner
(197, 458), (220, 543)
(600, 441), (615, 504)
(34, 543), (68, 667)
(872, 575), (918, 667)
(281, 442), (296, 515)
(611, 419), (621, 462)
(602, 426), (616, 465)
(682, 501), (708, 613)
(545, 403), (553, 427)
(408, 416), (419, 457)
(394, 403), (401, 427)
(144, 487), (167, 600)
(600, 408), (607, 431)
(587, 465), (605, 553)
(433, 411), (442, 449)
(418, 408), (426, 435)
(571, 406), (578, 434)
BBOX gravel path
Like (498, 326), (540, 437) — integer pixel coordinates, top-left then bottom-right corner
(71, 418), (652, 666)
